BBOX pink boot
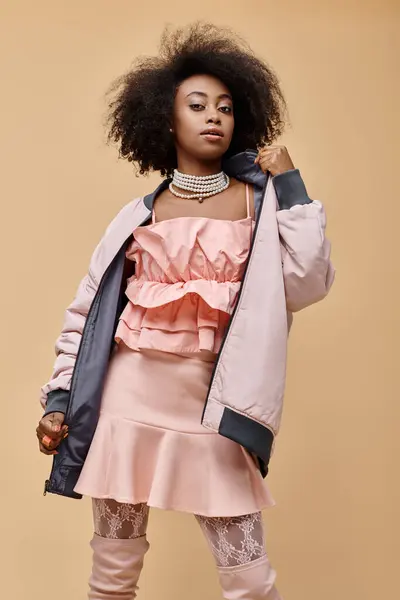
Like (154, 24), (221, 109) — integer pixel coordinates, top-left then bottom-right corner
(217, 555), (282, 600)
(88, 534), (149, 599)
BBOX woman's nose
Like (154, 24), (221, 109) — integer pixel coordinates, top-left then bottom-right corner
(206, 108), (221, 125)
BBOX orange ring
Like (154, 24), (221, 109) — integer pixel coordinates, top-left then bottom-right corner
(42, 435), (52, 448)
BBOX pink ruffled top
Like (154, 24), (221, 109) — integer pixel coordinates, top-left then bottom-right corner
(115, 208), (254, 355)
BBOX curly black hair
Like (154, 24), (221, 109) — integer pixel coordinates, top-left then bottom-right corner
(107, 23), (287, 177)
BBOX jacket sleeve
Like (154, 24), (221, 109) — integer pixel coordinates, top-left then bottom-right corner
(273, 169), (335, 313)
(40, 266), (99, 414)
(40, 211), (117, 414)
(39, 197), (144, 415)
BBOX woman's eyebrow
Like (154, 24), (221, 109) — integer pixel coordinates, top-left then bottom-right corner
(186, 91), (233, 101)
(186, 91), (208, 99)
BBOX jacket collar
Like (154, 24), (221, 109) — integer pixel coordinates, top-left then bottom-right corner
(143, 150), (267, 211)
(223, 149), (266, 191)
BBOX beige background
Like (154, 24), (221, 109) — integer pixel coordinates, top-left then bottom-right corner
(0, 1), (398, 598)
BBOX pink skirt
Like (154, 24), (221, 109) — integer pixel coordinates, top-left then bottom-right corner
(74, 343), (275, 517)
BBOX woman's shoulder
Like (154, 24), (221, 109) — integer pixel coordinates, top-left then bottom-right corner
(105, 196), (146, 233)
(105, 196), (153, 242)
(89, 196), (150, 281)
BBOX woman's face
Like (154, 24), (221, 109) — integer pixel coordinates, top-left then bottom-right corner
(172, 74), (234, 167)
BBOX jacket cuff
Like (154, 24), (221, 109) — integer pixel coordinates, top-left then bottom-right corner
(272, 169), (312, 210)
(43, 389), (70, 416)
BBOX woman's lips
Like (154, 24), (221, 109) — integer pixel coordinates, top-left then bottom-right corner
(200, 128), (224, 142)
(201, 133), (224, 142)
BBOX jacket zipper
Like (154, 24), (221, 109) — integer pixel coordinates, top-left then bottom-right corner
(202, 175), (270, 420)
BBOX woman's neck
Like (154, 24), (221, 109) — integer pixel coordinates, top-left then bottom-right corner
(176, 157), (223, 176)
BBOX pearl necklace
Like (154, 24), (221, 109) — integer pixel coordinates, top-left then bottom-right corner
(169, 169), (230, 203)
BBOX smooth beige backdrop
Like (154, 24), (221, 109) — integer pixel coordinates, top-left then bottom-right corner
(0, 1), (398, 598)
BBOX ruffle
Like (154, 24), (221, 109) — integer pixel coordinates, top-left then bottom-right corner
(115, 279), (236, 354)
(125, 278), (240, 313)
(74, 411), (275, 517)
(115, 298), (230, 354)
(126, 216), (254, 286)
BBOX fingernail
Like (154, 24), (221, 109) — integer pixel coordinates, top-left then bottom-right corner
(42, 435), (52, 447)
(63, 433), (69, 439)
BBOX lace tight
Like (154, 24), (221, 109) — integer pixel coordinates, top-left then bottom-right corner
(195, 512), (266, 567)
(92, 499), (149, 539)
(92, 499), (266, 567)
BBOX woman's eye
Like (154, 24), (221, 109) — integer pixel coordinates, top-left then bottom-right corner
(219, 106), (233, 114)
(190, 104), (205, 111)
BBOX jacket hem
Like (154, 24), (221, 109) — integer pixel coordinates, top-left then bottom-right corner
(45, 466), (82, 499)
(218, 407), (273, 478)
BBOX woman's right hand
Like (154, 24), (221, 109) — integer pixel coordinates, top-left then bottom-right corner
(36, 412), (68, 455)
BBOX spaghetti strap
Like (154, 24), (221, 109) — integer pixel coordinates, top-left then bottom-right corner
(245, 184), (251, 218)
(152, 209), (156, 225)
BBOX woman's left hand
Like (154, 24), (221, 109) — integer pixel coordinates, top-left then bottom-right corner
(255, 145), (295, 176)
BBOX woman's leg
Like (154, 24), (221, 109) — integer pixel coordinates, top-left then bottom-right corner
(196, 512), (282, 600)
(88, 499), (150, 600)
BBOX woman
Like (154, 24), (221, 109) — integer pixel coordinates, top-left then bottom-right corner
(37, 23), (334, 600)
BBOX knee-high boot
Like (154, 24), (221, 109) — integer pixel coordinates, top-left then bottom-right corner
(217, 555), (282, 600)
(88, 533), (149, 599)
